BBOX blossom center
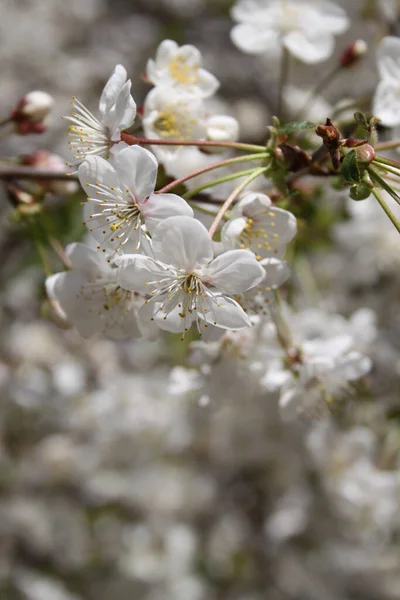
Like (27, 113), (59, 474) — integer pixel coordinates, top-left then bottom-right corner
(168, 56), (198, 85)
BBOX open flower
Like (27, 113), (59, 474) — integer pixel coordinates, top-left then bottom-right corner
(230, 0), (349, 64)
(237, 257), (291, 316)
(146, 39), (219, 98)
(221, 192), (297, 259)
(373, 36), (400, 126)
(65, 64), (136, 169)
(143, 87), (207, 159)
(78, 145), (193, 254)
(45, 243), (156, 340)
(116, 216), (265, 336)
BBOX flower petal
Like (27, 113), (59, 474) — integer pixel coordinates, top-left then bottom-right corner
(143, 193), (194, 234)
(373, 80), (400, 126)
(377, 36), (400, 81)
(99, 64), (128, 115)
(284, 31), (334, 64)
(79, 155), (120, 191)
(116, 254), (171, 294)
(203, 249), (265, 294)
(113, 145), (158, 201)
(200, 295), (252, 330)
(231, 23), (279, 54)
(152, 216), (213, 270)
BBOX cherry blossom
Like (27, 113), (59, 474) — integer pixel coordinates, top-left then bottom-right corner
(146, 39), (219, 98)
(45, 243), (156, 340)
(65, 64), (136, 168)
(230, 0), (349, 64)
(78, 145), (193, 254)
(221, 192), (297, 259)
(373, 36), (400, 126)
(116, 216), (265, 336)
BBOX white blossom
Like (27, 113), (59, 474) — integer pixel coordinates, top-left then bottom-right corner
(116, 216), (265, 336)
(143, 87), (207, 159)
(373, 36), (400, 126)
(65, 64), (136, 168)
(78, 145), (193, 254)
(230, 0), (349, 64)
(206, 114), (240, 146)
(146, 39), (219, 98)
(221, 192), (297, 258)
(45, 243), (156, 340)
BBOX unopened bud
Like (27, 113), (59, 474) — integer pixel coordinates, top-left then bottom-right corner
(354, 143), (375, 166)
(11, 91), (54, 135)
(22, 150), (79, 195)
(206, 115), (239, 153)
(340, 40), (368, 68)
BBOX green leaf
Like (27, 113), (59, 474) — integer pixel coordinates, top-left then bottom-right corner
(341, 149), (361, 184)
(279, 121), (315, 135)
(349, 183), (371, 201)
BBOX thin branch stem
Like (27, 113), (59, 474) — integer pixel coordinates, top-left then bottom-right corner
(294, 64), (341, 121)
(375, 140), (400, 151)
(0, 165), (78, 181)
(156, 152), (268, 195)
(277, 46), (290, 120)
(371, 185), (400, 233)
(373, 155), (400, 170)
(121, 132), (265, 153)
(368, 166), (400, 206)
(183, 168), (261, 200)
(208, 166), (267, 239)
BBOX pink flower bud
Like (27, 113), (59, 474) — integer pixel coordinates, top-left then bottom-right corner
(12, 91), (54, 135)
(339, 40), (368, 68)
(22, 150), (79, 195)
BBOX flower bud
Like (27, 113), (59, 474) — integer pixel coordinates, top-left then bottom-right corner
(206, 115), (239, 153)
(349, 183), (371, 201)
(22, 150), (79, 195)
(11, 91), (54, 134)
(354, 143), (375, 166)
(339, 40), (368, 68)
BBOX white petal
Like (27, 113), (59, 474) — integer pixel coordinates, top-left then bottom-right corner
(99, 64), (127, 114)
(143, 193), (194, 234)
(201, 295), (252, 330)
(261, 258), (291, 289)
(64, 242), (105, 275)
(231, 23), (279, 54)
(207, 115), (239, 143)
(221, 217), (247, 250)
(232, 192), (272, 219)
(308, 2), (349, 35)
(196, 69), (220, 97)
(116, 254), (170, 293)
(377, 36), (400, 80)
(284, 31), (334, 64)
(78, 155), (120, 191)
(113, 145), (157, 200)
(152, 216), (213, 270)
(203, 249), (265, 294)
(107, 81), (136, 139)
(373, 80), (400, 126)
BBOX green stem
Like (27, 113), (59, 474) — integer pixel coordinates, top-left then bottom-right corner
(277, 46), (290, 120)
(368, 166), (400, 207)
(294, 64), (342, 121)
(190, 203), (220, 217)
(371, 186), (400, 234)
(208, 166), (267, 238)
(373, 155), (400, 170)
(183, 167), (261, 200)
(156, 152), (268, 195)
(375, 140), (400, 151)
(121, 132), (265, 154)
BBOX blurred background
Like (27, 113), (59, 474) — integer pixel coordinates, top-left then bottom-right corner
(1, 1), (400, 599)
